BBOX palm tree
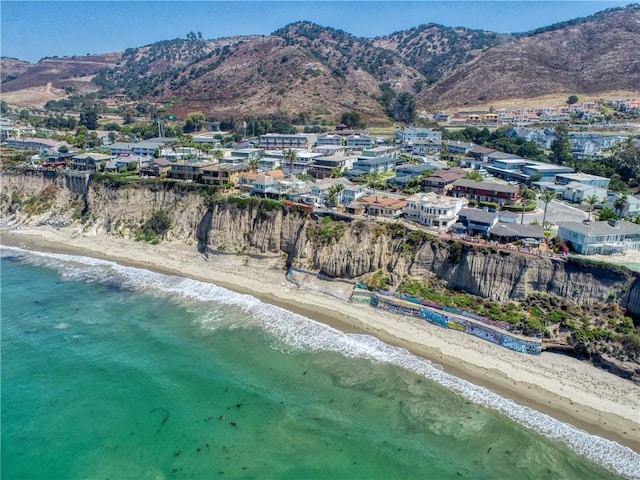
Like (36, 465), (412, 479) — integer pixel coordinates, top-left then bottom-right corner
(520, 186), (535, 224)
(541, 190), (555, 229)
(248, 158), (260, 173)
(614, 195), (628, 218)
(283, 148), (298, 178)
(584, 194), (599, 221)
(365, 171), (383, 197)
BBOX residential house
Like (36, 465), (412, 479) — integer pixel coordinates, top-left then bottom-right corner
(238, 169), (286, 196)
(258, 156), (281, 172)
(387, 164), (435, 189)
(258, 133), (317, 150)
(346, 157), (396, 178)
(345, 134), (372, 151)
(199, 163), (249, 187)
(361, 146), (400, 158)
(168, 160), (217, 182)
(302, 178), (354, 206)
(452, 179), (521, 206)
(404, 192), (468, 229)
(358, 195), (407, 218)
(555, 172), (610, 189)
(396, 127), (442, 145)
(316, 134), (345, 146)
(421, 167), (466, 194)
(562, 182), (608, 204)
(281, 151), (322, 176)
(4, 137), (69, 153)
(456, 208), (499, 237)
(558, 220), (640, 255)
(605, 194), (640, 218)
(468, 146), (497, 163)
(341, 184), (370, 206)
(312, 145), (346, 156)
(309, 155), (355, 179)
(488, 223), (545, 244)
(109, 137), (174, 156)
(445, 141), (476, 156)
(69, 153), (111, 171)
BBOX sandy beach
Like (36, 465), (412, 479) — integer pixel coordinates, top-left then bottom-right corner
(2, 226), (639, 454)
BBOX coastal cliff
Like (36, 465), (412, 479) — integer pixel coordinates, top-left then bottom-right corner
(2, 172), (638, 310)
(2, 172), (639, 377)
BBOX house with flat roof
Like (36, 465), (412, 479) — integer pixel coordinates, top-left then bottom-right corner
(70, 153), (112, 171)
(346, 157), (396, 178)
(316, 134), (344, 146)
(558, 220), (640, 255)
(396, 127), (442, 144)
(309, 155), (355, 179)
(258, 133), (317, 150)
(168, 160), (217, 182)
(452, 179), (521, 206)
(345, 134), (373, 150)
(404, 192), (468, 229)
(200, 163), (249, 187)
(562, 183), (608, 204)
(555, 172), (610, 189)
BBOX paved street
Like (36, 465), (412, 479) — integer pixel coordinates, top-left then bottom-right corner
(523, 198), (587, 226)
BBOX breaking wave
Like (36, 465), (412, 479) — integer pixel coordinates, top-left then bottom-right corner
(3, 246), (639, 480)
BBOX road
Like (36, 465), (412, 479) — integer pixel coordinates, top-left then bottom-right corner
(523, 198), (587, 226)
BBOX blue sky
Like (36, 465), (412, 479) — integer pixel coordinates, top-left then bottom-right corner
(1, 1), (632, 62)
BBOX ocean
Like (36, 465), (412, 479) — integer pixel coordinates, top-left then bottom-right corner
(1, 246), (638, 480)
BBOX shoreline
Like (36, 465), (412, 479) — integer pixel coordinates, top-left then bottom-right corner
(1, 227), (639, 455)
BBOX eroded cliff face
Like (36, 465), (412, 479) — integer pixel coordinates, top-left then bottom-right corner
(2, 172), (638, 315)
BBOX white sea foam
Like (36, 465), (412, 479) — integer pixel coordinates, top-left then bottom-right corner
(3, 246), (640, 480)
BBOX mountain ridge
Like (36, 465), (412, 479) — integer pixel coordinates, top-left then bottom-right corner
(2, 5), (638, 121)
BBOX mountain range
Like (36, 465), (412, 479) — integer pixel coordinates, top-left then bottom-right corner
(1, 5), (639, 123)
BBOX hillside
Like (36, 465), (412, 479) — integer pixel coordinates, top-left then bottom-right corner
(1, 5), (638, 119)
(421, 6), (640, 109)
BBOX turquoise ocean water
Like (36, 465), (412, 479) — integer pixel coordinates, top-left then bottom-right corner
(1, 247), (639, 480)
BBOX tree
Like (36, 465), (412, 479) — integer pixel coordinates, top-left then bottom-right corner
(567, 95), (579, 105)
(340, 112), (363, 129)
(598, 207), (618, 222)
(183, 111), (206, 133)
(520, 187), (536, 224)
(387, 92), (416, 124)
(584, 194), (599, 221)
(248, 158), (260, 173)
(614, 195), (628, 217)
(0, 100), (9, 114)
(79, 107), (99, 130)
(550, 124), (572, 166)
(464, 170), (484, 182)
(365, 171), (383, 196)
(283, 148), (298, 178)
(541, 190), (555, 228)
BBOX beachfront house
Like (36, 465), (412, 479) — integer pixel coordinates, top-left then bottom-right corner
(557, 220), (640, 255)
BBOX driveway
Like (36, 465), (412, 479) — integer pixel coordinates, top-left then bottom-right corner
(523, 198), (587, 225)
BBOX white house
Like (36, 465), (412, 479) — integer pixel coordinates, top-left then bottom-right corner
(561, 182), (608, 204)
(404, 192), (468, 229)
(558, 220), (640, 255)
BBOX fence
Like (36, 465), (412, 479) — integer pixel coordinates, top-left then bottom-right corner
(351, 288), (542, 355)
